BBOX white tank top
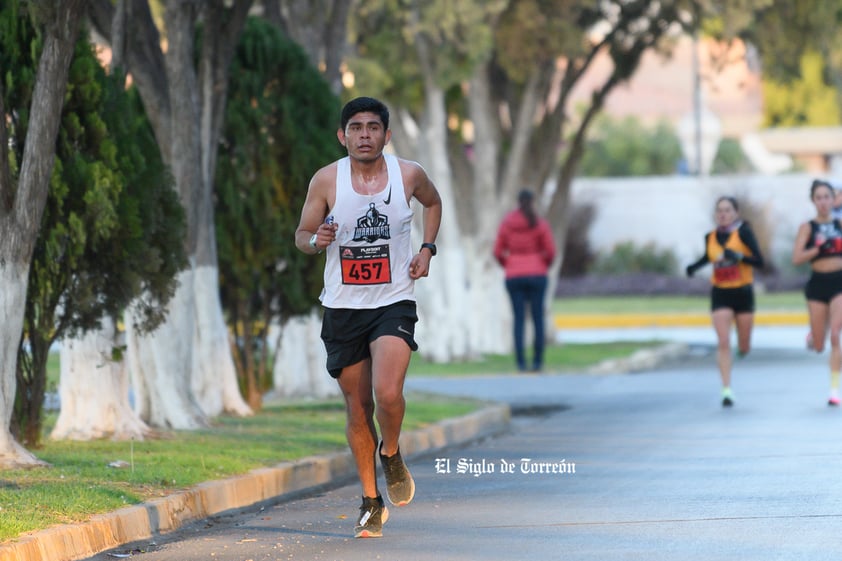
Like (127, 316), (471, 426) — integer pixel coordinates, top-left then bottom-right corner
(320, 154), (415, 309)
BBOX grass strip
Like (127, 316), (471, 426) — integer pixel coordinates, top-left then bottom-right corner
(0, 395), (480, 542)
(408, 341), (664, 376)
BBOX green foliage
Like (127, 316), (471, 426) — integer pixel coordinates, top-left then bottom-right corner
(215, 18), (343, 399)
(577, 115), (683, 177)
(711, 138), (754, 174)
(494, 0), (585, 83)
(2, 4), (186, 447)
(740, 0), (840, 83)
(762, 50), (841, 127)
(347, 0), (505, 110)
(591, 241), (678, 275)
(725, 1), (842, 124)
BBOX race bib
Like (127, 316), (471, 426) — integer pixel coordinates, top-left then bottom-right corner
(713, 263), (739, 283)
(340, 245), (392, 285)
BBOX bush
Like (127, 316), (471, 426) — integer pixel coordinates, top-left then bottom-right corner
(577, 116), (683, 177)
(711, 138), (754, 174)
(591, 241), (678, 275)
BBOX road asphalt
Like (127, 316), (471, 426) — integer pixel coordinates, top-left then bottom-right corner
(4, 321), (839, 561)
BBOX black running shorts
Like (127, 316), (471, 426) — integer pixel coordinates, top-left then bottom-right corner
(321, 300), (419, 378)
(710, 285), (755, 314)
(805, 270), (842, 304)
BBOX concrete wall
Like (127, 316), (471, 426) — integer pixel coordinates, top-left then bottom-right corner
(568, 173), (822, 273)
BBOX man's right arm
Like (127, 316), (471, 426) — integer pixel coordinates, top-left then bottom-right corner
(295, 168), (333, 254)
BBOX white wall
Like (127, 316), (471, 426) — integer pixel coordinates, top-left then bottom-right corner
(569, 173), (820, 272)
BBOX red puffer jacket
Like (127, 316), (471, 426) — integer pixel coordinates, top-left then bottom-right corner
(493, 209), (556, 279)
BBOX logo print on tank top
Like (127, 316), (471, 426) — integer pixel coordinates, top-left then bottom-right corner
(353, 202), (391, 243)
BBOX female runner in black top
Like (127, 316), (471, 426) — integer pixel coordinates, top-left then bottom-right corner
(792, 179), (842, 406)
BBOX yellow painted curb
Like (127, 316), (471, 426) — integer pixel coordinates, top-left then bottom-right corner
(554, 311), (808, 329)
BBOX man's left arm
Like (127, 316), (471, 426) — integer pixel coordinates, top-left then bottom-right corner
(407, 162), (442, 279)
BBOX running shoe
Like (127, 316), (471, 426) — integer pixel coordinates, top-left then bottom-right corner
(721, 388), (734, 408)
(829, 396), (840, 407)
(355, 495), (389, 538)
(379, 442), (415, 506)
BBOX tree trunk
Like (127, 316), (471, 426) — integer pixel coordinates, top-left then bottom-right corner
(271, 310), (338, 399)
(125, 271), (206, 429)
(51, 317), (150, 441)
(110, 0), (253, 428)
(0, 265), (45, 467)
(0, 0), (84, 467)
(268, 0), (353, 95)
(191, 1), (253, 418)
(411, 85), (474, 362)
(192, 266), (252, 416)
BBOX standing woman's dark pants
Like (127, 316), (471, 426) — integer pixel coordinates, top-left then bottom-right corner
(505, 275), (549, 371)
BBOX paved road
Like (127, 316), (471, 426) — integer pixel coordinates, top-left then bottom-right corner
(83, 333), (842, 561)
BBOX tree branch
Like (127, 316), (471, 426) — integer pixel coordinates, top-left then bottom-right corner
(86, 0), (171, 154)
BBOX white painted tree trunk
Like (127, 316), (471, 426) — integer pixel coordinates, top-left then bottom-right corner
(411, 87), (472, 363)
(126, 269), (206, 429)
(462, 236), (512, 354)
(50, 317), (150, 441)
(191, 265), (252, 416)
(0, 264), (45, 467)
(271, 310), (338, 399)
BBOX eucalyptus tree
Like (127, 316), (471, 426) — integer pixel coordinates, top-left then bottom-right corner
(46, 77), (187, 443)
(9, 33), (187, 446)
(86, 0), (254, 428)
(0, 0), (85, 467)
(347, 0), (706, 361)
(710, 0), (842, 124)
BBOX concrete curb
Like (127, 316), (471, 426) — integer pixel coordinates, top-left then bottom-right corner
(0, 403), (510, 561)
(587, 342), (690, 374)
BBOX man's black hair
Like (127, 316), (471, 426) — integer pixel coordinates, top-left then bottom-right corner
(340, 97), (390, 131)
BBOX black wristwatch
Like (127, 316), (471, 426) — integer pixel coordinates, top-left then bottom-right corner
(420, 242), (437, 256)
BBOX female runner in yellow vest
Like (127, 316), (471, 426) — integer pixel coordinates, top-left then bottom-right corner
(686, 196), (765, 407)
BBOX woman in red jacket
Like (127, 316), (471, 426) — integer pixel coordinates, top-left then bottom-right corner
(494, 190), (557, 372)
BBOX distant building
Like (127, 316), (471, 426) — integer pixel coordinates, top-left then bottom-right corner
(755, 126), (842, 176)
